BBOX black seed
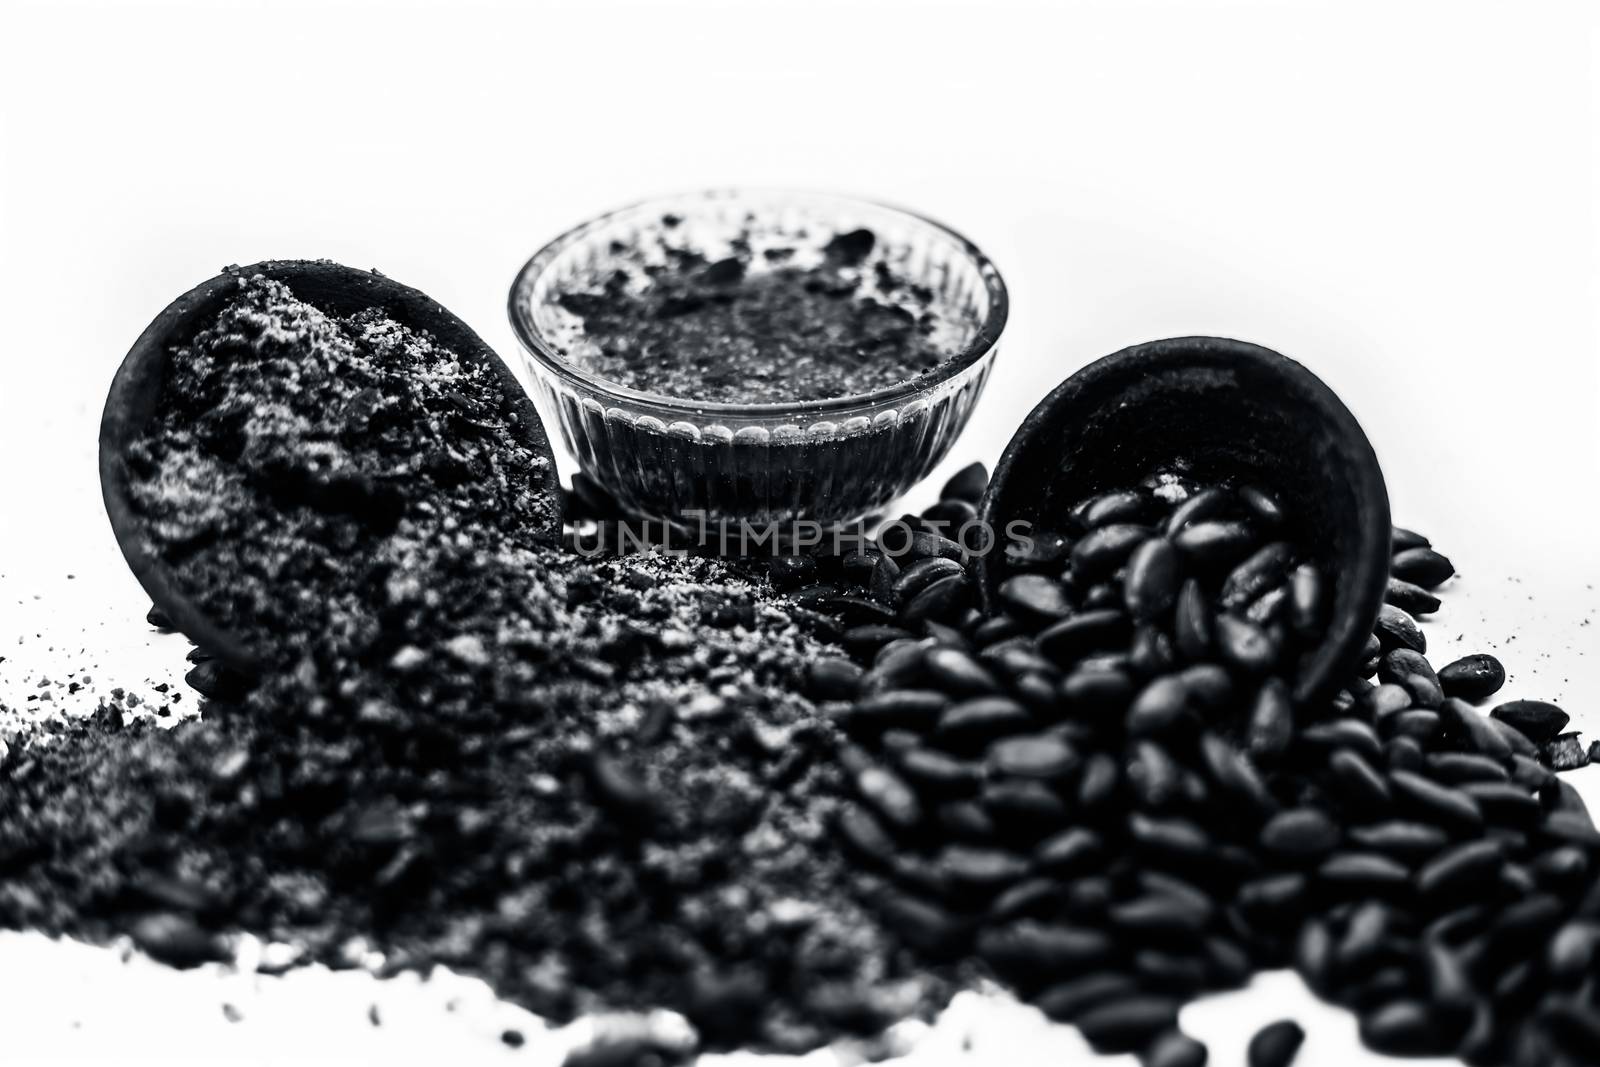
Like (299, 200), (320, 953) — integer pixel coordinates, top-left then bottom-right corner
(1173, 520), (1257, 570)
(1547, 922), (1599, 981)
(131, 913), (225, 968)
(1134, 950), (1208, 993)
(1128, 740), (1185, 808)
(185, 661), (248, 701)
(1112, 893), (1213, 939)
(977, 920), (1113, 985)
(1172, 579), (1212, 661)
(940, 461), (989, 504)
(1203, 935), (1253, 988)
(1220, 542), (1295, 609)
(1247, 1019), (1305, 1067)
(1391, 525), (1431, 552)
(868, 554), (901, 603)
(1289, 563), (1323, 636)
(1385, 577), (1441, 616)
(987, 876), (1059, 921)
(922, 647), (999, 696)
(1437, 697), (1513, 760)
(1247, 679), (1295, 762)
(1036, 609), (1132, 668)
(936, 696), (1032, 750)
(894, 557), (965, 606)
(1061, 666), (1136, 714)
(1510, 753), (1554, 791)
(1199, 733), (1274, 815)
(988, 734), (1077, 780)
(1239, 486), (1284, 525)
(983, 777), (1069, 831)
(1165, 488), (1230, 535)
(1012, 671), (1058, 713)
(1076, 752), (1121, 811)
(1142, 1029), (1208, 1067)
(1459, 781), (1541, 824)
(841, 624), (914, 658)
(823, 595), (899, 627)
(1488, 715), (1541, 758)
(910, 530), (964, 562)
(850, 689), (948, 731)
(843, 752), (923, 830)
(1328, 749), (1392, 813)
(836, 803), (897, 862)
(938, 844), (1031, 893)
(1424, 939), (1475, 1018)
(1125, 538), (1182, 620)
(1215, 614), (1279, 674)
(1378, 648), (1439, 689)
(1129, 625), (1178, 677)
(1391, 547), (1454, 589)
(1400, 671), (1444, 709)
(898, 747), (983, 795)
(1383, 735), (1425, 771)
(1417, 839), (1504, 899)
(1489, 700), (1569, 744)
(1334, 900), (1391, 974)
(1365, 682), (1413, 718)
(1176, 663), (1233, 710)
(1127, 676), (1191, 736)
(1034, 827), (1104, 872)
(1293, 919), (1335, 995)
(1384, 709), (1440, 742)
(1085, 488), (1161, 527)
(1360, 1001), (1455, 1056)
(769, 553), (818, 590)
(146, 604), (175, 629)
(1318, 851), (1411, 892)
(1300, 719), (1382, 762)
(1076, 997), (1181, 1054)
(1261, 808), (1340, 859)
(903, 573), (973, 625)
(938, 800), (998, 840)
(807, 657), (864, 700)
(1374, 604), (1426, 654)
(877, 892), (970, 957)
(1236, 873), (1309, 921)
(1128, 814), (1211, 864)
(1390, 770), (1484, 832)
(1072, 524), (1153, 580)
(1350, 820), (1448, 860)
(1426, 752), (1509, 784)
(1034, 973), (1138, 1022)
(1246, 584), (1290, 626)
(997, 573), (1071, 623)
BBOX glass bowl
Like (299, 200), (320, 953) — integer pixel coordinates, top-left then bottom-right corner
(507, 189), (1008, 529)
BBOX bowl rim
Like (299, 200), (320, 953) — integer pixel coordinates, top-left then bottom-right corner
(506, 187), (1009, 418)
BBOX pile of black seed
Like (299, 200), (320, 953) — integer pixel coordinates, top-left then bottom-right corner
(778, 463), (1598, 1067)
(552, 221), (967, 404)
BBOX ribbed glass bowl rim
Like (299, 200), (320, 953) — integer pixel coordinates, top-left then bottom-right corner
(507, 188), (1009, 419)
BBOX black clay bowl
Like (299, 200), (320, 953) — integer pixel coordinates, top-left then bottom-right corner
(976, 336), (1390, 705)
(99, 260), (561, 675)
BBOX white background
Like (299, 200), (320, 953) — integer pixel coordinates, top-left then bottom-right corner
(1, 0), (1597, 1063)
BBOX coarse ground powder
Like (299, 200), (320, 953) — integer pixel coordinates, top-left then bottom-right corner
(0, 275), (953, 1056)
(551, 223), (972, 404)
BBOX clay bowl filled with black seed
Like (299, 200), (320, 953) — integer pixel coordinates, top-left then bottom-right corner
(100, 260), (562, 673)
(977, 337), (1390, 704)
